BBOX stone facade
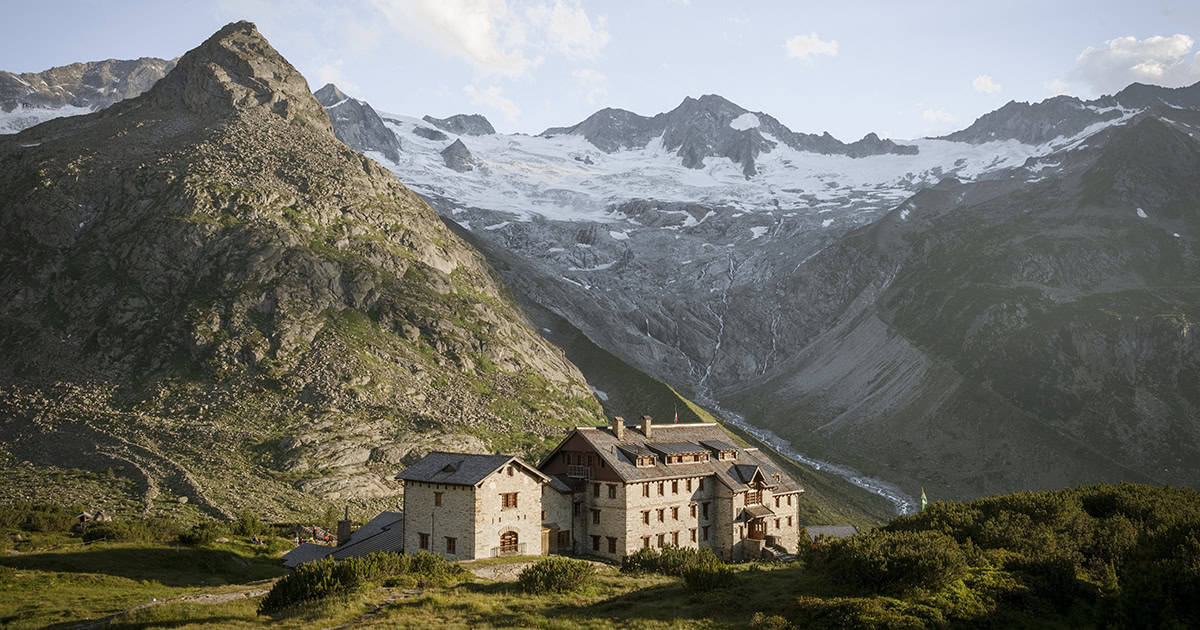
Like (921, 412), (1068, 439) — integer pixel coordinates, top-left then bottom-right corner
(397, 419), (805, 562)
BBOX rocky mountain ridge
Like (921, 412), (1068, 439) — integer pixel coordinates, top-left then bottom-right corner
(0, 21), (600, 520)
(542, 93), (917, 177)
(314, 83), (401, 163)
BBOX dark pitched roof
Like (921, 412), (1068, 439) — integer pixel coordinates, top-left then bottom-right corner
(332, 514), (405, 560)
(647, 442), (708, 455)
(345, 512), (403, 545)
(805, 525), (860, 540)
(282, 543), (333, 568)
(395, 451), (549, 486)
(741, 504), (776, 520)
(553, 423), (804, 495)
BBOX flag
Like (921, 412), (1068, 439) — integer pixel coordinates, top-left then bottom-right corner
(673, 405), (678, 424)
(920, 487), (928, 511)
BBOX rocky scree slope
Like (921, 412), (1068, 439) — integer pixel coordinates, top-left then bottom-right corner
(722, 109), (1200, 500)
(0, 21), (600, 520)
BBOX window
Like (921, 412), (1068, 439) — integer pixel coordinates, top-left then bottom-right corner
(739, 526), (744, 539)
(689, 504), (696, 518)
(507, 465), (514, 476)
(775, 496), (780, 508)
(672, 531), (679, 546)
(657, 508), (664, 522)
(657, 481), (664, 496)
(419, 532), (429, 549)
(593, 482), (600, 497)
(573, 502), (581, 516)
(591, 535), (600, 551)
(699, 478), (705, 491)
(745, 490), (762, 505)
(643, 484), (650, 498)
(643, 536), (651, 549)
(775, 518), (781, 529)
(686, 479), (692, 492)
(642, 510), (650, 525)
(690, 528), (697, 542)
(434, 492), (443, 506)
(671, 506), (679, 520)
(558, 530), (571, 547)
(702, 526), (709, 541)
(702, 502), (710, 519)
(445, 536), (456, 554)
(500, 531), (518, 553)
(541, 510), (546, 521)
(787, 495), (792, 506)
(657, 533), (665, 548)
(607, 536), (617, 553)
(592, 509), (601, 525)
(501, 492), (518, 509)
(672, 480), (678, 494)
(787, 516), (793, 527)
(608, 484), (617, 498)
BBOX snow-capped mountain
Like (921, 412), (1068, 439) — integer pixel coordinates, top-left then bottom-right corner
(314, 83), (400, 162)
(0, 57), (175, 133)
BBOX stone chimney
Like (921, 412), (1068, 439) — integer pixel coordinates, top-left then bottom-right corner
(336, 505), (352, 546)
(611, 416), (625, 440)
(641, 415), (653, 440)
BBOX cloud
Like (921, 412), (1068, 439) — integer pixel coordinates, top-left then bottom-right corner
(1045, 79), (1070, 96)
(314, 59), (360, 93)
(972, 74), (1002, 94)
(922, 108), (956, 124)
(525, 0), (610, 60)
(784, 32), (838, 62)
(464, 84), (520, 119)
(1072, 34), (1200, 94)
(571, 68), (608, 105)
(370, 0), (608, 78)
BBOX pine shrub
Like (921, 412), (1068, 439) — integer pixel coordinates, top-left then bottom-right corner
(518, 556), (596, 594)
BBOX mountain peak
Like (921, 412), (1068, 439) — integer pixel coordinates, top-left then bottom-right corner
(143, 20), (329, 132)
(313, 83), (348, 106)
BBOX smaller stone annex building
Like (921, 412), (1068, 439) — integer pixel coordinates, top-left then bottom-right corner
(392, 416), (805, 562)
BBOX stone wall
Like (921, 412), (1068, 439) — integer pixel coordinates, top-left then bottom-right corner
(474, 463), (545, 557)
(618, 474), (716, 558)
(402, 481), (475, 560)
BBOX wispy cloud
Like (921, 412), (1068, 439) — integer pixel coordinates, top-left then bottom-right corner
(1072, 34), (1200, 94)
(972, 74), (1001, 94)
(784, 32), (838, 62)
(922, 108), (955, 124)
(571, 68), (608, 105)
(465, 84), (520, 119)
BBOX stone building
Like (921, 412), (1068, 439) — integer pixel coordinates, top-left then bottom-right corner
(396, 416), (804, 561)
(539, 416), (804, 561)
(394, 452), (572, 560)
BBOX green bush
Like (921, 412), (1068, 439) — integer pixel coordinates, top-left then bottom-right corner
(0, 503), (80, 532)
(681, 553), (734, 592)
(518, 557), (596, 594)
(257, 551), (466, 616)
(619, 545), (722, 577)
(178, 521), (230, 546)
(81, 518), (184, 543)
(810, 530), (968, 594)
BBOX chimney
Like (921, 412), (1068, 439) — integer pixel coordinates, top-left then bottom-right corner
(641, 415), (653, 440)
(612, 416), (625, 440)
(336, 505), (352, 546)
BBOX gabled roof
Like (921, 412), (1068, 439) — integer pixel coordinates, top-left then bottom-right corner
(345, 511), (403, 545)
(548, 423), (804, 495)
(395, 452), (549, 486)
(647, 442), (708, 455)
(282, 543), (333, 568)
(331, 513), (405, 560)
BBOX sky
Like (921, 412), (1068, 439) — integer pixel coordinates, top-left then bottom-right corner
(4, 1), (1200, 140)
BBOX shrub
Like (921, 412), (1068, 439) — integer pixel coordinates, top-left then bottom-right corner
(810, 530), (968, 594)
(518, 557), (596, 594)
(682, 554), (734, 592)
(0, 503), (80, 532)
(178, 522), (229, 546)
(257, 551), (465, 616)
(81, 518), (184, 543)
(619, 545), (722, 577)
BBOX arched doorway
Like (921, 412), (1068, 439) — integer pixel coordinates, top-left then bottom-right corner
(500, 530), (519, 554)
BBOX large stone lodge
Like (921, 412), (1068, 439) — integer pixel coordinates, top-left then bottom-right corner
(395, 415), (805, 562)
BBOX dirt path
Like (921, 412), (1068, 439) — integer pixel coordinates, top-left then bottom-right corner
(71, 583), (274, 629)
(321, 587), (425, 630)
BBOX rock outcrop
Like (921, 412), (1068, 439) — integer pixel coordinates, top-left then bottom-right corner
(422, 113), (495, 136)
(0, 21), (600, 520)
(314, 83), (402, 163)
(440, 138), (478, 172)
